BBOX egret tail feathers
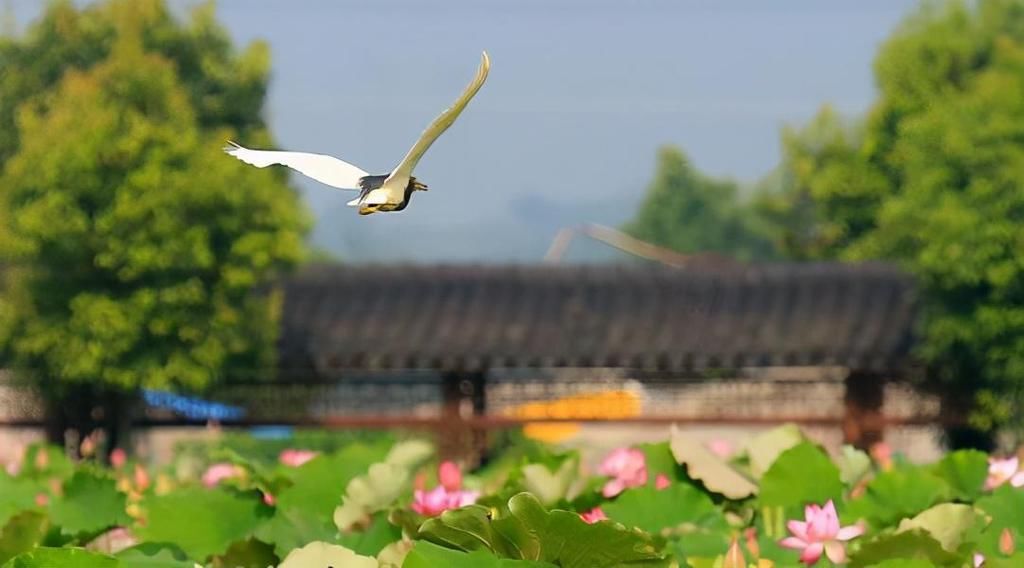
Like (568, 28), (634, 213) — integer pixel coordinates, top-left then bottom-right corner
(347, 192), (390, 207)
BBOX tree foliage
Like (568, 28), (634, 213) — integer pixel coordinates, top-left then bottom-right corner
(624, 146), (776, 261)
(0, 1), (308, 393)
(0, 0), (271, 167)
(750, 106), (886, 260)
(755, 0), (1024, 436)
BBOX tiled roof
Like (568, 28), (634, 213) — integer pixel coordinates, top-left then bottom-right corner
(276, 262), (917, 373)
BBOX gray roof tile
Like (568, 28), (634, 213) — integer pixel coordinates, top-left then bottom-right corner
(276, 262), (917, 373)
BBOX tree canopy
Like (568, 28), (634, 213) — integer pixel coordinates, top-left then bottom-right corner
(624, 146), (776, 261)
(0, 0), (271, 167)
(0, 0), (309, 394)
(756, 0), (1024, 437)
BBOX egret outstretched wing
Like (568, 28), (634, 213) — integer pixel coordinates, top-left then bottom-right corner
(224, 141), (368, 190)
(384, 51), (490, 187)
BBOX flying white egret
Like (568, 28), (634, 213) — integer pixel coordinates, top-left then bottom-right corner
(224, 51), (490, 215)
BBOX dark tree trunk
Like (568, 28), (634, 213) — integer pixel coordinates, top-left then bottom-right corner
(939, 389), (995, 452)
(439, 371), (466, 462)
(438, 370), (489, 466)
(842, 370), (885, 450)
(469, 371), (489, 466)
(42, 385), (137, 462)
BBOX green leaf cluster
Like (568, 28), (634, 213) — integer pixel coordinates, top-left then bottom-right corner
(0, 426), (1020, 567)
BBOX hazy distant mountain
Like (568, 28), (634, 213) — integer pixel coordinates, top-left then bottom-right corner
(312, 192), (639, 263)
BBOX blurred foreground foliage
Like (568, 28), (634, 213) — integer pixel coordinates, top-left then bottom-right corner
(0, 425), (1020, 567)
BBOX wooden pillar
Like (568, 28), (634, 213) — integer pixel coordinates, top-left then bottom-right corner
(469, 371), (489, 465)
(439, 371), (463, 461)
(843, 370), (885, 450)
(438, 370), (488, 464)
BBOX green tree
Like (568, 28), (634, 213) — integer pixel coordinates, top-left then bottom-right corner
(624, 146), (776, 261)
(0, 2), (308, 450)
(756, 0), (1024, 447)
(0, 0), (271, 167)
(750, 106), (889, 260)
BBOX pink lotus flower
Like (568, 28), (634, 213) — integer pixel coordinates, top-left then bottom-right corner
(279, 449), (318, 468)
(655, 473), (670, 490)
(724, 538), (745, 568)
(110, 448), (126, 469)
(4, 444), (24, 476)
(80, 433), (97, 458)
(202, 463), (243, 488)
(1000, 527), (1015, 555)
(974, 553), (984, 567)
(262, 491), (276, 506)
(598, 448), (648, 498)
(133, 464), (150, 492)
(707, 439), (734, 458)
(88, 527), (137, 554)
(870, 442), (893, 471)
(780, 500), (864, 565)
(745, 527), (760, 558)
(985, 456), (1024, 490)
(412, 485), (480, 516)
(580, 507), (608, 524)
(439, 461), (462, 491)
(411, 461), (479, 516)
(34, 449), (49, 470)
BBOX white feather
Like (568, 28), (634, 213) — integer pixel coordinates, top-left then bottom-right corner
(224, 141), (368, 191)
(384, 51), (490, 189)
(346, 189), (390, 207)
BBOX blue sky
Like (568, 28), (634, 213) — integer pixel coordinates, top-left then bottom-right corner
(12, 0), (921, 262)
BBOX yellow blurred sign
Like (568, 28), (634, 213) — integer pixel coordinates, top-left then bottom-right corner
(504, 389), (644, 443)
